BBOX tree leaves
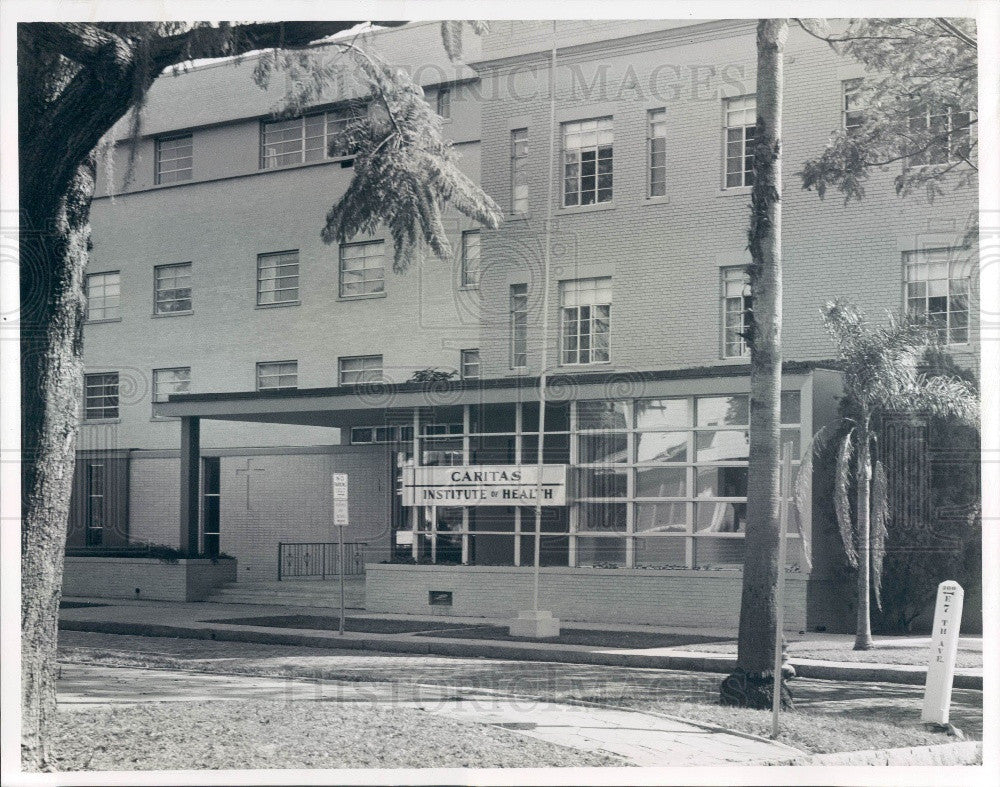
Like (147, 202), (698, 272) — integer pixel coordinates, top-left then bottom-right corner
(835, 428), (859, 568)
(871, 458), (890, 610)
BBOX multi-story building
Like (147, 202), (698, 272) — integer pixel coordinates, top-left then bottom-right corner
(69, 20), (978, 631)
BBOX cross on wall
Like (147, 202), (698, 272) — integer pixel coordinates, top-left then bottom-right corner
(234, 458), (266, 511)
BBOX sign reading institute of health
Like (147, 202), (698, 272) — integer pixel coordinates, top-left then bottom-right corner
(401, 465), (568, 506)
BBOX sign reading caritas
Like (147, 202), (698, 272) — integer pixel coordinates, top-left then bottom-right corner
(401, 465), (568, 506)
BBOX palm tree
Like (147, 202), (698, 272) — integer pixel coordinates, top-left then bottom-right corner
(820, 300), (978, 649)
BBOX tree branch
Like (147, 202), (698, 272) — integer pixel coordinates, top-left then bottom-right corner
(934, 18), (977, 49)
(21, 22), (131, 66)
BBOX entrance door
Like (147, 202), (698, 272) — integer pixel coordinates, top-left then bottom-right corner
(202, 457), (220, 556)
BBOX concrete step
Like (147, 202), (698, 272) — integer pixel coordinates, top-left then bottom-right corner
(205, 580), (365, 610)
(206, 594), (366, 609)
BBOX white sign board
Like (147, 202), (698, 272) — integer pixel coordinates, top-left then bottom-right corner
(401, 465), (567, 507)
(395, 530), (414, 545)
(921, 580), (964, 725)
(332, 474), (349, 526)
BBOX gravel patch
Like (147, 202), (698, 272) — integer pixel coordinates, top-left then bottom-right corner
(49, 700), (625, 771)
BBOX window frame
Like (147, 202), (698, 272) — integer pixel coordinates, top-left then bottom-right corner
(259, 110), (351, 170)
(257, 250), (301, 307)
(906, 104), (973, 167)
(256, 360), (298, 391)
(561, 117), (614, 207)
(152, 367), (191, 419)
(460, 230), (481, 289)
(842, 79), (864, 133)
(647, 108), (668, 198)
(339, 354), (384, 385)
(723, 95), (756, 189)
(85, 270), (121, 322)
(903, 247), (972, 345)
(84, 371), (119, 421)
(559, 277), (612, 366)
(85, 462), (105, 546)
(509, 283), (528, 369)
(721, 266), (752, 359)
(153, 262), (193, 316)
(154, 133), (193, 185)
(436, 87), (451, 119)
(339, 240), (386, 299)
(460, 349), (481, 380)
(510, 128), (529, 214)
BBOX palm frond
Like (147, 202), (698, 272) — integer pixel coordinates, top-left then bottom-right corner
(792, 449), (814, 572)
(835, 429), (858, 567)
(871, 458), (890, 610)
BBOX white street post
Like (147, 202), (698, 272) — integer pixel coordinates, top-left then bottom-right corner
(332, 473), (349, 636)
(921, 580), (964, 727)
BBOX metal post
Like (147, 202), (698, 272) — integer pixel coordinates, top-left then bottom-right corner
(772, 442), (792, 738)
(339, 526), (345, 636)
(178, 417), (200, 555)
(278, 543), (282, 581)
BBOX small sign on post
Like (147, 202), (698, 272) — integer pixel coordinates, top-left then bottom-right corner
(921, 580), (964, 727)
(331, 473), (349, 636)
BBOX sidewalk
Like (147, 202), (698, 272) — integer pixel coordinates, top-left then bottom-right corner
(58, 596), (984, 689)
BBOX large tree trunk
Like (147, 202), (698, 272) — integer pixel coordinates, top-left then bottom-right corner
(721, 18), (790, 710)
(20, 159), (96, 769)
(854, 419), (874, 649)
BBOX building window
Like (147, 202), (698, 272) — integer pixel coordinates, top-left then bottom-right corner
(260, 111), (349, 169)
(202, 457), (220, 557)
(85, 463), (104, 546)
(340, 355), (383, 385)
(460, 231), (481, 288)
(904, 248), (971, 344)
(351, 425), (414, 444)
(256, 361), (298, 391)
(257, 250), (300, 305)
(842, 79), (864, 133)
(511, 128), (529, 214)
(724, 95), (756, 188)
(560, 278), (611, 365)
(648, 109), (668, 197)
(155, 134), (193, 184)
(509, 284), (528, 368)
(339, 241), (385, 298)
(84, 372), (119, 420)
(563, 117), (613, 206)
(436, 87), (451, 119)
(152, 367), (191, 416)
(722, 267), (752, 358)
(85, 271), (121, 321)
(907, 105), (972, 166)
(153, 262), (192, 314)
(461, 349), (480, 380)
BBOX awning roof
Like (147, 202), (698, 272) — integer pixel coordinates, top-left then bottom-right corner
(156, 361), (834, 427)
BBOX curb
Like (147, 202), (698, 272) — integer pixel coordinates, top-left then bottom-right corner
(58, 619), (983, 690)
(757, 740), (983, 766)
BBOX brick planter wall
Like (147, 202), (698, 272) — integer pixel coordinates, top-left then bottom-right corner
(63, 556), (237, 602)
(366, 564), (841, 631)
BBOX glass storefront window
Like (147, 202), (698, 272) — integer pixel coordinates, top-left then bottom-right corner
(695, 500), (746, 533)
(575, 467), (628, 498)
(635, 431), (687, 463)
(521, 433), (571, 464)
(781, 391), (801, 424)
(578, 432), (628, 464)
(696, 395), (749, 427)
(695, 466), (748, 498)
(577, 502), (627, 532)
(577, 400), (628, 430)
(695, 430), (749, 462)
(634, 502), (687, 533)
(522, 401), (571, 432)
(469, 403), (517, 433)
(469, 434), (516, 464)
(577, 537), (627, 567)
(635, 466), (687, 497)
(634, 537), (687, 567)
(420, 437), (463, 466)
(635, 398), (690, 430)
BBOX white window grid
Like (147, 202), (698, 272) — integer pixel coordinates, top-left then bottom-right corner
(562, 117), (613, 206)
(260, 111), (349, 169)
(340, 355), (383, 385)
(155, 135), (193, 184)
(648, 109), (668, 197)
(460, 349), (480, 379)
(84, 372), (119, 420)
(560, 278), (611, 365)
(511, 128), (529, 214)
(722, 266), (752, 358)
(907, 105), (972, 166)
(85, 271), (121, 321)
(152, 367), (191, 404)
(724, 95), (756, 188)
(904, 248), (971, 345)
(86, 463), (104, 545)
(257, 251), (300, 305)
(256, 361), (298, 391)
(340, 241), (385, 297)
(461, 231), (481, 288)
(351, 425), (415, 444)
(510, 283), (528, 368)
(842, 79), (864, 133)
(154, 263), (192, 314)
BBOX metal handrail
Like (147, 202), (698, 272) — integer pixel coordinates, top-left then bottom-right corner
(277, 541), (368, 581)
